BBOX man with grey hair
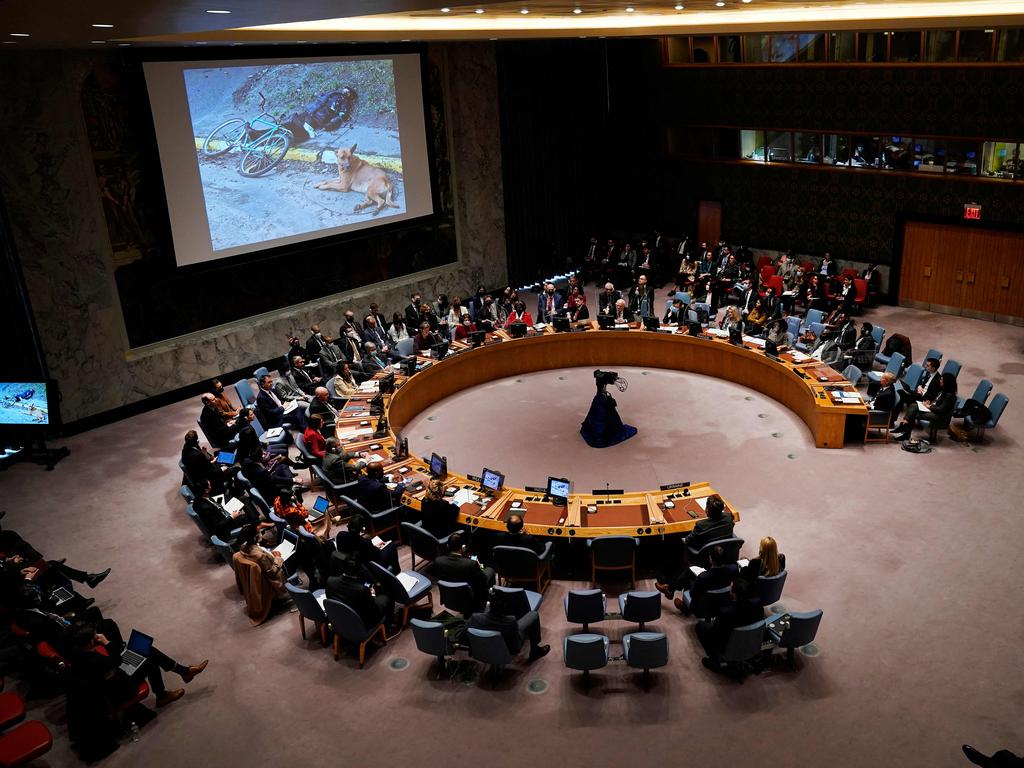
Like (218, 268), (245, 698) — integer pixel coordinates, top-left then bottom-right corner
(308, 386), (340, 425)
(360, 342), (391, 375)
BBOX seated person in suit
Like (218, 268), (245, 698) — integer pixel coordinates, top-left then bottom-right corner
(419, 478), (459, 539)
(695, 577), (764, 671)
(494, 513), (544, 554)
(199, 393), (242, 447)
(334, 513), (399, 575)
(209, 379), (239, 421)
(598, 283), (620, 315)
(909, 357), (942, 403)
(321, 438), (365, 485)
(429, 531), (495, 610)
(273, 365), (313, 404)
(193, 478), (258, 540)
(360, 341), (391, 376)
(331, 362), (359, 400)
(536, 283), (564, 324)
(352, 461), (405, 513)
(181, 430), (234, 494)
(255, 375), (306, 431)
(308, 386), (341, 428)
(675, 544), (739, 613)
(235, 406), (287, 461)
(611, 298), (635, 323)
(412, 322), (439, 355)
(684, 495), (734, 553)
(326, 553), (395, 632)
(288, 355), (322, 395)
(869, 372), (901, 425)
(740, 536), (786, 583)
(468, 588), (550, 661)
(565, 285), (589, 322)
(663, 298), (686, 325)
(892, 372), (957, 439)
(302, 414), (328, 462)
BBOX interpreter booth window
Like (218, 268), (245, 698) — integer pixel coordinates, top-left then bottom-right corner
(996, 29), (1024, 61)
(981, 142), (1020, 179)
(913, 138), (945, 173)
(958, 29), (994, 62)
(823, 134), (850, 166)
(693, 36), (717, 63)
(794, 132), (823, 164)
(924, 30), (957, 62)
(714, 129), (740, 159)
(890, 31), (922, 62)
(858, 32), (888, 62)
(665, 36), (692, 64)
(829, 31), (856, 62)
(740, 130), (766, 162)
(849, 135), (881, 169)
(744, 34), (770, 63)
(881, 136), (916, 170)
(688, 128), (715, 157)
(771, 34), (799, 63)
(799, 33), (826, 62)
(942, 141), (981, 175)
(719, 35), (742, 63)
(765, 131), (793, 162)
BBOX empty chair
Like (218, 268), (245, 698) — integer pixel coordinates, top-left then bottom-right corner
(491, 585), (543, 618)
(323, 597), (387, 667)
(0, 692), (25, 731)
(492, 543), (553, 593)
(942, 358), (962, 379)
(467, 628), (514, 682)
(871, 324), (885, 351)
(234, 379), (257, 409)
(688, 537), (744, 567)
(179, 484), (194, 502)
(767, 609), (823, 666)
(368, 561), (433, 627)
(396, 337), (415, 358)
(0, 720), (53, 767)
(284, 581), (328, 644)
(676, 291), (691, 304)
(618, 591), (662, 631)
(852, 278), (868, 312)
(209, 535), (235, 566)
(401, 521), (451, 570)
(718, 618), (769, 679)
(867, 351), (904, 385)
(785, 315), (802, 341)
(437, 580), (476, 617)
(410, 618), (454, 678)
(956, 378), (993, 413)
(622, 632), (669, 683)
(841, 364), (862, 386)
(900, 362), (924, 391)
(756, 570), (788, 608)
(564, 589), (607, 632)
(587, 535), (639, 586)
(965, 392), (1008, 442)
(864, 407), (896, 443)
(803, 308), (824, 328)
(795, 322), (824, 352)
(563, 633), (610, 683)
(340, 495), (401, 541)
(681, 584), (732, 620)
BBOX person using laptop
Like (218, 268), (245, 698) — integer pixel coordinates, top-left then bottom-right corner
(70, 619), (208, 709)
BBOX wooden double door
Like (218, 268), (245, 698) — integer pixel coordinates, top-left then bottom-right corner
(900, 221), (1024, 324)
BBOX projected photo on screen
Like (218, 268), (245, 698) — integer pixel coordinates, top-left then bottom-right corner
(186, 60), (404, 251)
(145, 55), (434, 266)
(0, 383), (48, 425)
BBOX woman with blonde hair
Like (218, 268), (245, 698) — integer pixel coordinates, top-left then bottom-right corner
(718, 305), (744, 333)
(419, 477), (459, 539)
(741, 536), (786, 581)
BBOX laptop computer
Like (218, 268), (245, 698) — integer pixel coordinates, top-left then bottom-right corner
(308, 495), (330, 523)
(215, 450), (236, 465)
(51, 586), (75, 607)
(119, 629), (154, 676)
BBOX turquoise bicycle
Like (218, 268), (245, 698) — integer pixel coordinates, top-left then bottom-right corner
(201, 93), (293, 177)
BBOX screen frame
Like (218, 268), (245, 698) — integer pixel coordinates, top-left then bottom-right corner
(0, 379), (62, 439)
(546, 476), (571, 500)
(481, 467), (505, 493)
(429, 452), (447, 478)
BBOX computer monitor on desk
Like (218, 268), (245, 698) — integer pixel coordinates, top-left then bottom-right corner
(729, 327), (743, 345)
(688, 321), (704, 337)
(509, 322), (528, 338)
(597, 314), (615, 330)
(641, 316), (659, 331)
(429, 452), (447, 479)
(547, 476), (570, 506)
(553, 316), (571, 333)
(481, 467), (505, 494)
(431, 341), (450, 360)
(470, 330), (486, 347)
(764, 338), (779, 357)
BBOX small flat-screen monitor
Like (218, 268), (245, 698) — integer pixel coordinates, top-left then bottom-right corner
(764, 338), (779, 357)
(0, 381), (60, 437)
(429, 452), (447, 478)
(509, 322), (528, 338)
(547, 476), (571, 503)
(481, 467), (505, 493)
(597, 314), (615, 329)
(470, 330), (486, 347)
(729, 327), (743, 345)
(402, 358), (417, 378)
(431, 341), (449, 360)
(553, 316), (571, 333)
(641, 316), (659, 330)
(379, 371), (396, 394)
(688, 321), (704, 336)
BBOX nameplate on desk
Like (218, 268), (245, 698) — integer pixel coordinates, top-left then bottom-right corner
(591, 488), (624, 495)
(466, 474), (482, 483)
(659, 481), (691, 491)
(524, 485), (547, 494)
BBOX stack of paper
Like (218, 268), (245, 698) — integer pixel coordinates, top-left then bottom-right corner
(357, 380), (379, 392)
(706, 328), (729, 338)
(337, 426), (374, 440)
(397, 573), (420, 593)
(452, 488), (480, 507)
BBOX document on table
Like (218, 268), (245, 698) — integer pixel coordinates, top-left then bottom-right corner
(283, 400), (298, 413)
(365, 453), (388, 464)
(273, 539), (295, 561)
(743, 336), (766, 347)
(705, 328), (729, 338)
(832, 391), (863, 404)
(262, 427), (285, 440)
(788, 351), (811, 362)
(358, 380), (380, 392)
(397, 573), (420, 593)
(696, 497), (708, 511)
(452, 488), (480, 507)
(222, 497), (245, 515)
(338, 427), (374, 440)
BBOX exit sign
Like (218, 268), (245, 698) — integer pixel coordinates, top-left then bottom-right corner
(964, 203), (983, 220)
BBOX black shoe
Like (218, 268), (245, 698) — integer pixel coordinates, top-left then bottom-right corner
(528, 644), (550, 661)
(961, 745), (991, 767)
(701, 657), (725, 672)
(85, 568), (111, 589)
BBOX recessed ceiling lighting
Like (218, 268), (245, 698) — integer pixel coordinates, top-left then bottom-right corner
(572, 6), (582, 12)
(520, 8), (529, 13)
(984, 28), (994, 32)
(9, 33), (30, 37)
(196, 41), (208, 44)
(206, 9), (232, 13)
(715, 1), (725, 6)
(92, 23), (114, 28)
(489, 36), (497, 40)
(741, 0), (752, 3)
(625, 6), (635, 11)
(440, 6), (450, 12)
(90, 40), (105, 44)
(475, 7), (485, 12)
(296, 39), (307, 42)
(2, 41), (17, 44)
(674, 3), (683, 8)
(118, 43), (131, 46)
(401, 38), (410, 41)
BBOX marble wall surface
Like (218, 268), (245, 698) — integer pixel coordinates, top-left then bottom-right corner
(0, 43), (506, 423)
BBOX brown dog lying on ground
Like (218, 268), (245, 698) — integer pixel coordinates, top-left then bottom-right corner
(314, 144), (399, 215)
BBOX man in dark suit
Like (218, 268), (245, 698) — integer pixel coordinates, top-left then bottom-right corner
(696, 577), (764, 671)
(305, 324), (327, 363)
(914, 357), (942, 402)
(352, 461), (404, 513)
(181, 430), (232, 493)
(468, 588), (549, 661)
(429, 532), (494, 610)
(273, 366), (312, 404)
(404, 293), (422, 330)
(326, 554), (395, 632)
(255, 375), (305, 431)
(289, 356), (321, 395)
(322, 438), (364, 485)
(495, 514), (543, 554)
(536, 283), (565, 324)
(359, 342), (390, 376)
(198, 394), (241, 448)
(683, 495), (735, 554)
(598, 283), (620, 316)
(611, 299), (636, 324)
(361, 315), (392, 358)
(663, 298), (687, 325)
(192, 479), (254, 539)
(675, 545), (739, 612)
(308, 387), (340, 428)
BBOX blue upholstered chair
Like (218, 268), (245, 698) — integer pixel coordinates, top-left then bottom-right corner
(368, 561), (433, 627)
(757, 570), (787, 608)
(401, 521), (451, 570)
(437, 580), (476, 617)
(622, 632), (669, 683)
(618, 591), (662, 631)
(924, 347), (943, 364)
(323, 598), (387, 667)
(563, 633), (610, 684)
(867, 351), (904, 385)
(492, 543), (553, 593)
(965, 393), (1008, 442)
(840, 365), (862, 386)
(942, 358), (962, 379)
(491, 585), (543, 618)
(209, 535), (235, 566)
(681, 584), (732, 619)
(870, 324), (885, 351)
(410, 619), (454, 678)
(956, 379), (992, 414)
(467, 628), (514, 683)
(340, 495), (401, 541)
(687, 537), (744, 567)
(587, 535), (639, 586)
(718, 619), (769, 678)
(234, 379), (256, 409)
(284, 581), (328, 644)
(767, 609), (823, 666)
(564, 589), (607, 632)
(901, 362), (924, 391)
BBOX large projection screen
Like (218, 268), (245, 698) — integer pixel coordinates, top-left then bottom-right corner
(144, 54), (434, 267)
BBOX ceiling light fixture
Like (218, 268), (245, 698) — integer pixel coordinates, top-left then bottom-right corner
(572, 6), (582, 12)
(520, 8), (529, 13)
(475, 7), (485, 13)
(9, 33), (30, 37)
(674, 3), (683, 8)
(92, 23), (114, 28)
(118, 42), (131, 46)
(196, 41), (208, 44)
(625, 6), (635, 11)
(90, 40), (105, 43)
(206, 9), (232, 13)
(440, 6), (450, 11)
(741, 0), (752, 3)
(715, 1), (725, 6)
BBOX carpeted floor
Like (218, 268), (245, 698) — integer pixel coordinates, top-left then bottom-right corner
(2, 291), (1022, 767)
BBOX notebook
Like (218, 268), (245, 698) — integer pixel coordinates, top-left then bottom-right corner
(397, 572), (420, 593)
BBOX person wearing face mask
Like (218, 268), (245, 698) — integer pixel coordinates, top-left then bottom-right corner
(454, 313), (478, 341)
(285, 336), (305, 368)
(405, 293), (422, 329)
(413, 321), (439, 355)
(361, 314), (391, 358)
(208, 379), (239, 422)
(504, 300), (533, 329)
(305, 324), (327, 362)
(565, 285), (589, 322)
(536, 283), (564, 324)
(446, 296), (467, 328)
(337, 312), (363, 364)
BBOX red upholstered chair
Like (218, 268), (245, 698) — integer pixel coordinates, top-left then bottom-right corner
(93, 645), (151, 712)
(756, 255), (772, 268)
(0, 694), (25, 731)
(760, 265), (775, 282)
(800, 261), (814, 272)
(0, 720), (53, 767)
(842, 267), (859, 279)
(853, 278), (868, 313)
